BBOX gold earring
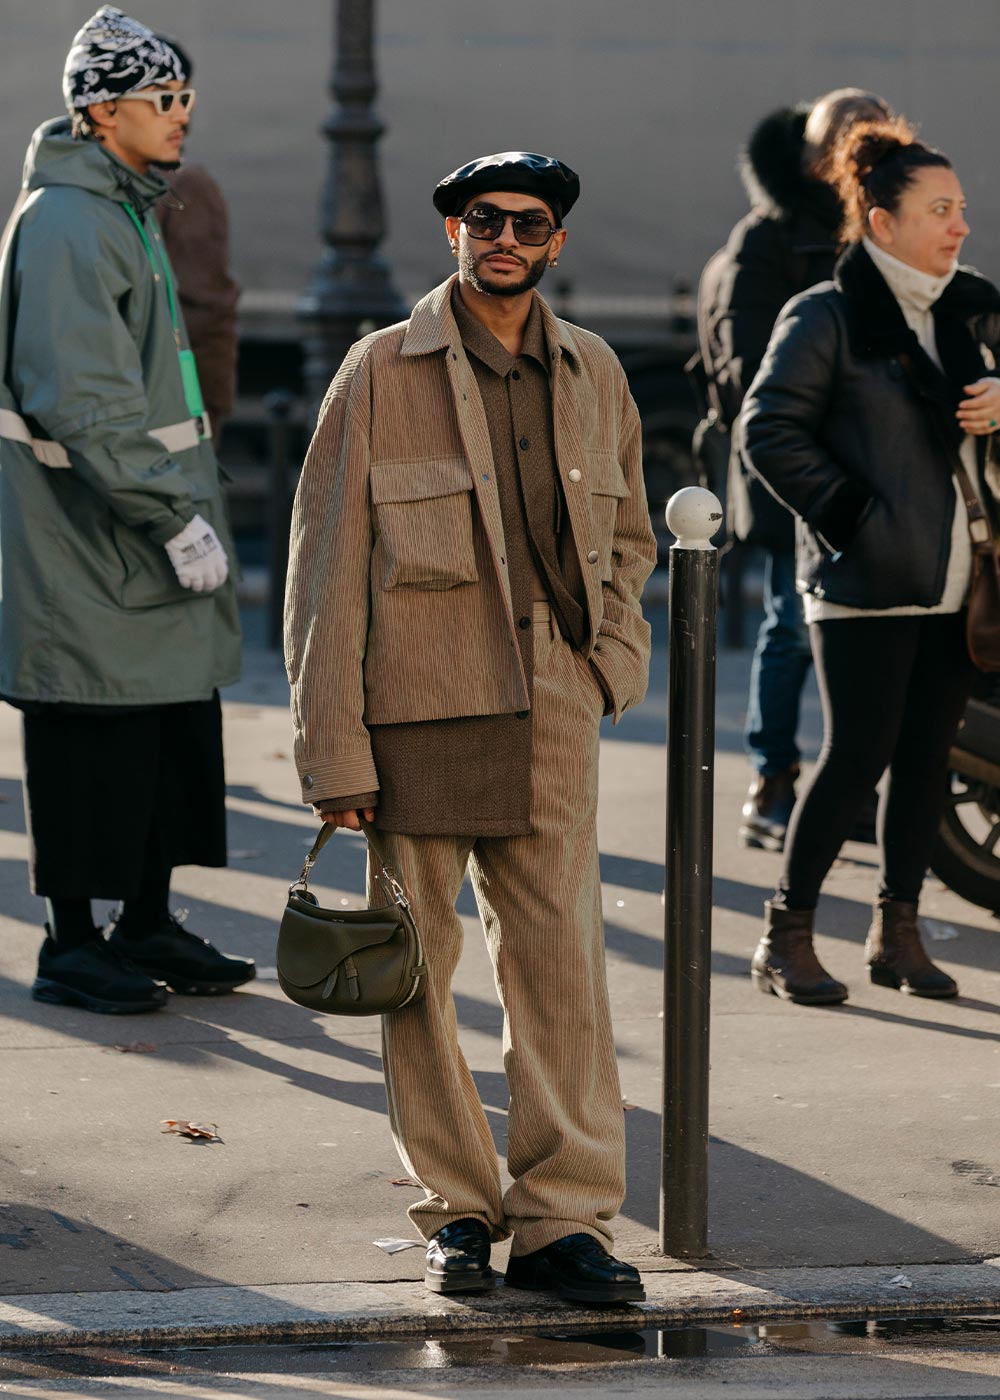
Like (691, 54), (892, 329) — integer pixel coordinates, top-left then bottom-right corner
(548, 257), (559, 268)
(451, 243), (459, 257)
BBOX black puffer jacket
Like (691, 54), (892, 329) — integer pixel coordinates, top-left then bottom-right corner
(699, 106), (843, 551)
(741, 242), (1000, 610)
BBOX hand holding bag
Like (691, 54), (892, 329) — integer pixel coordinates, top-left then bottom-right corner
(277, 819), (426, 1015)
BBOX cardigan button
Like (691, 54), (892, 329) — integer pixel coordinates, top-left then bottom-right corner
(568, 468), (582, 482)
(586, 549), (599, 564)
(304, 774), (314, 790)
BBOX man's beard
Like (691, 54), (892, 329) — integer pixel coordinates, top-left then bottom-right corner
(461, 246), (547, 297)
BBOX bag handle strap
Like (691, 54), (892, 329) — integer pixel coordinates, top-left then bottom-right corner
(292, 817), (411, 908)
(898, 351), (996, 554)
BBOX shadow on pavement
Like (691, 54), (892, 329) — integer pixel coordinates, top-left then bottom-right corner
(0, 1205), (222, 1297)
(622, 1105), (978, 1269)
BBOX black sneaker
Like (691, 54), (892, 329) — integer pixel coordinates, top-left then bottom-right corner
(32, 931), (168, 1014)
(107, 914), (256, 996)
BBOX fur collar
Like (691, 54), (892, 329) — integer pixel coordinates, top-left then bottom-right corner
(739, 105), (842, 237)
(835, 240), (1000, 445)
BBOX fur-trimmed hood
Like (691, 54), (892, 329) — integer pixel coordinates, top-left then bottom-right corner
(739, 105), (841, 232)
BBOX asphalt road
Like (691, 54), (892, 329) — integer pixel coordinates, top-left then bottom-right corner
(2, 1316), (1000, 1398)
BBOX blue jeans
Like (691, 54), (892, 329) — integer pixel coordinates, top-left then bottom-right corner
(744, 550), (812, 777)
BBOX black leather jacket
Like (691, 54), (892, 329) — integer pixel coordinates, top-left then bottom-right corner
(741, 242), (1000, 610)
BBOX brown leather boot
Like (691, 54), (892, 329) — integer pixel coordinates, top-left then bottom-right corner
(751, 902), (848, 1004)
(739, 765), (799, 851)
(866, 898), (958, 998)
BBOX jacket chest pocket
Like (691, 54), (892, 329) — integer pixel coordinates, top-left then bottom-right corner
(585, 451), (630, 581)
(370, 458), (479, 591)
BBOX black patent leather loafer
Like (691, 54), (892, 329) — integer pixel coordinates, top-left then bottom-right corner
(505, 1233), (645, 1304)
(424, 1217), (493, 1295)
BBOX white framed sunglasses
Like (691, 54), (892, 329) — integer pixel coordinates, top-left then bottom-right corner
(117, 87), (196, 116)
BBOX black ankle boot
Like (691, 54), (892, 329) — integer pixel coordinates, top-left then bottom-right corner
(424, 1218), (493, 1294)
(866, 899), (958, 998)
(739, 765), (799, 851)
(751, 902), (848, 1004)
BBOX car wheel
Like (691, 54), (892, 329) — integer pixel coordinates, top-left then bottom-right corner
(930, 771), (1000, 912)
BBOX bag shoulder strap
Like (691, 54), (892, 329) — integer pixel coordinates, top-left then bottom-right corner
(897, 350), (995, 553)
(294, 818), (411, 908)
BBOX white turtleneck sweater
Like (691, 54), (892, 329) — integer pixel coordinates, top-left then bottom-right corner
(805, 238), (980, 622)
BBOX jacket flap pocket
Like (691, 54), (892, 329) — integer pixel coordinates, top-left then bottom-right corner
(277, 904), (400, 986)
(584, 450), (629, 498)
(371, 458), (472, 505)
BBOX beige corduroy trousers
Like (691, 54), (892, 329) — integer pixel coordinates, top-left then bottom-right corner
(369, 604), (626, 1257)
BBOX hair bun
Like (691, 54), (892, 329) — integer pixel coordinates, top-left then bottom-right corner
(829, 114), (950, 243)
(841, 118), (917, 183)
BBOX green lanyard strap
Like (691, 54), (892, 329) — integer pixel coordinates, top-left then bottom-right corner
(122, 202), (205, 424)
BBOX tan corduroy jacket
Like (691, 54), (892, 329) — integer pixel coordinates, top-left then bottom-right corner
(284, 276), (656, 805)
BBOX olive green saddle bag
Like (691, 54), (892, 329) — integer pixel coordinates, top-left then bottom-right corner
(277, 820), (426, 1015)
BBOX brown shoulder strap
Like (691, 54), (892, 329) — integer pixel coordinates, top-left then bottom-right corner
(897, 351), (994, 551)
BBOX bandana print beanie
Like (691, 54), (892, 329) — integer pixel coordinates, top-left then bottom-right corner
(63, 5), (184, 111)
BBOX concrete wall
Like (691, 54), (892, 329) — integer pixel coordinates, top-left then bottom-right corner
(4, 1), (1000, 311)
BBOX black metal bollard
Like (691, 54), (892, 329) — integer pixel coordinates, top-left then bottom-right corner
(660, 486), (722, 1258)
(265, 389), (296, 651)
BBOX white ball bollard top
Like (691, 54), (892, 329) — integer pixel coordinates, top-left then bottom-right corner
(666, 486), (724, 551)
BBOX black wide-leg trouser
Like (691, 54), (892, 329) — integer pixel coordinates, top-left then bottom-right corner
(21, 694), (226, 902)
(777, 612), (977, 911)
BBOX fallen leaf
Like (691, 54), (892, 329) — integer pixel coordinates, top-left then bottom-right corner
(271, 751), (289, 761)
(109, 1043), (158, 1055)
(390, 1177), (418, 1187)
(886, 1272), (913, 1289)
(161, 1119), (221, 1142)
(373, 1237), (422, 1254)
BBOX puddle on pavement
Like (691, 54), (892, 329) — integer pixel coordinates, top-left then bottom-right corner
(2, 1314), (998, 1380)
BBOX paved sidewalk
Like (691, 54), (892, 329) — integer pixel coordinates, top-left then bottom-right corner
(2, 1261), (1000, 1348)
(1, 595), (998, 1340)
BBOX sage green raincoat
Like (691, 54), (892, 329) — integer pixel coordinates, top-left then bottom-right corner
(0, 118), (241, 705)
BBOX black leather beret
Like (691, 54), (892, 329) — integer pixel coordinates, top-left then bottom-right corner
(433, 151), (580, 223)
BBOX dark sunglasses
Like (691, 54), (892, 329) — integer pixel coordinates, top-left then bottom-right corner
(460, 203), (560, 247)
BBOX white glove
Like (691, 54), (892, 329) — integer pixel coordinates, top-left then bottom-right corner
(164, 514), (229, 593)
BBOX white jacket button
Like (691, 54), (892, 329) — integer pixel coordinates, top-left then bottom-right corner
(586, 549), (599, 564)
(568, 468), (582, 482)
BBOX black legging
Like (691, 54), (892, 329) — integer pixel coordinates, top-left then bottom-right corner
(776, 611), (977, 910)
